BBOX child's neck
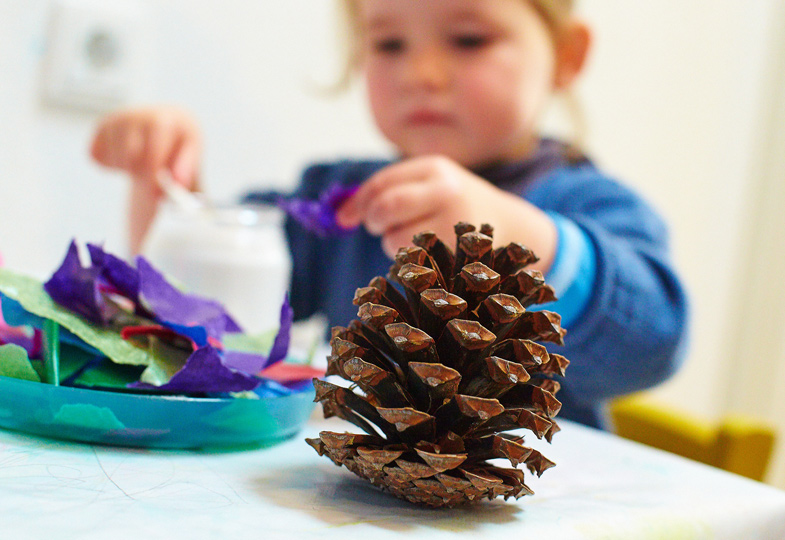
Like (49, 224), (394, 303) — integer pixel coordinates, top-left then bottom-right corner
(468, 136), (545, 172)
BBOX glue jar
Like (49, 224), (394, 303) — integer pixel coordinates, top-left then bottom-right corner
(142, 202), (291, 335)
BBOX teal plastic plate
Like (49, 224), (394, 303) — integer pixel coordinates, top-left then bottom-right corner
(0, 375), (316, 449)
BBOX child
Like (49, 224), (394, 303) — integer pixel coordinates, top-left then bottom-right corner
(90, 0), (688, 429)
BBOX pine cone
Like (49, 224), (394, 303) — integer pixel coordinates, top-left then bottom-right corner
(306, 223), (569, 507)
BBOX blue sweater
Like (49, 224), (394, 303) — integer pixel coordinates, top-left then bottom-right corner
(244, 143), (689, 429)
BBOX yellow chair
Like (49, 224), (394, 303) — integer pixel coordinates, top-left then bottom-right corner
(610, 394), (776, 482)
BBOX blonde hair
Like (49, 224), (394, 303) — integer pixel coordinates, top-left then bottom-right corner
(529, 0), (576, 37)
(336, 0), (576, 76)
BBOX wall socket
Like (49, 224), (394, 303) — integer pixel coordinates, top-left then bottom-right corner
(40, 0), (144, 112)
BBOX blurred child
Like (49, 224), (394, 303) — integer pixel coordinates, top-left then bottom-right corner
(90, 0), (688, 429)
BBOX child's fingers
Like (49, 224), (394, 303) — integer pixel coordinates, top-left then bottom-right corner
(138, 122), (178, 179)
(337, 158), (433, 227)
(169, 133), (201, 189)
(363, 182), (439, 236)
(104, 121), (129, 169)
(380, 216), (453, 258)
(90, 121), (117, 166)
(122, 124), (146, 173)
(92, 117), (144, 172)
(89, 122), (109, 164)
(90, 113), (127, 166)
(381, 225), (421, 258)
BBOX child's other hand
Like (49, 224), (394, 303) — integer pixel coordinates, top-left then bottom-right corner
(336, 156), (556, 271)
(90, 107), (202, 191)
(90, 107), (202, 255)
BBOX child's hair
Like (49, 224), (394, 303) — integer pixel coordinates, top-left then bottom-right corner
(336, 0), (576, 76)
(529, 0), (576, 37)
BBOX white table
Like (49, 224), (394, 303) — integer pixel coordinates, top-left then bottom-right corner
(1, 414), (784, 540)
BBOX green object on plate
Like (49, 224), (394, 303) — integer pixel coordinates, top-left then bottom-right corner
(0, 268), (153, 368)
(42, 319), (60, 385)
(0, 375), (316, 449)
(222, 329), (277, 354)
(0, 344), (41, 382)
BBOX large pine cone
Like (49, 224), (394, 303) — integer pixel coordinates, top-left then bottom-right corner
(306, 223), (569, 507)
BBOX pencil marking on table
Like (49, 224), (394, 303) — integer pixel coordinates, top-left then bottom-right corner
(213, 469), (248, 504)
(92, 447), (135, 499)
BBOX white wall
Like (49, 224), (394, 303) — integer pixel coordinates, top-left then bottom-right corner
(1, 0), (784, 486)
(577, 0), (773, 414)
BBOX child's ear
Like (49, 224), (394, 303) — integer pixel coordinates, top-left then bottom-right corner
(554, 20), (592, 90)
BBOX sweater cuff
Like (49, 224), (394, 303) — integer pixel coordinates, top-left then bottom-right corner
(536, 213), (596, 328)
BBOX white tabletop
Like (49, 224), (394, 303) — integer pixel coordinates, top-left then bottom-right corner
(1, 414), (784, 540)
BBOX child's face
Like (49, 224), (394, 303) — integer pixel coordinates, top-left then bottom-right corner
(356, 0), (558, 168)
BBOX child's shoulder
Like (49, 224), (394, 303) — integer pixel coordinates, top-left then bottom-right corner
(529, 158), (670, 241)
(533, 158), (656, 213)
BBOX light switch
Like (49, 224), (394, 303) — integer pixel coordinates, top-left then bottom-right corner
(40, 0), (143, 112)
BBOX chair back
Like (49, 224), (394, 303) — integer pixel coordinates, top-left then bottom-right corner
(610, 395), (776, 482)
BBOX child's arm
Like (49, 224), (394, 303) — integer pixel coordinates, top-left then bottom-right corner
(336, 155), (559, 273)
(90, 107), (202, 254)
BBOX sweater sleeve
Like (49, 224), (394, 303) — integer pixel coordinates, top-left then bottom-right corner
(537, 212), (597, 327)
(526, 165), (689, 409)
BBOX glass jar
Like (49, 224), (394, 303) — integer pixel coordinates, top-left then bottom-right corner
(142, 202), (291, 335)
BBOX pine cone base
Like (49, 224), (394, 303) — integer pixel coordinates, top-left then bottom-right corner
(306, 431), (548, 507)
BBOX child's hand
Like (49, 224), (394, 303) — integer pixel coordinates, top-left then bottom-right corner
(90, 107), (202, 191)
(90, 107), (202, 255)
(336, 156), (557, 271)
